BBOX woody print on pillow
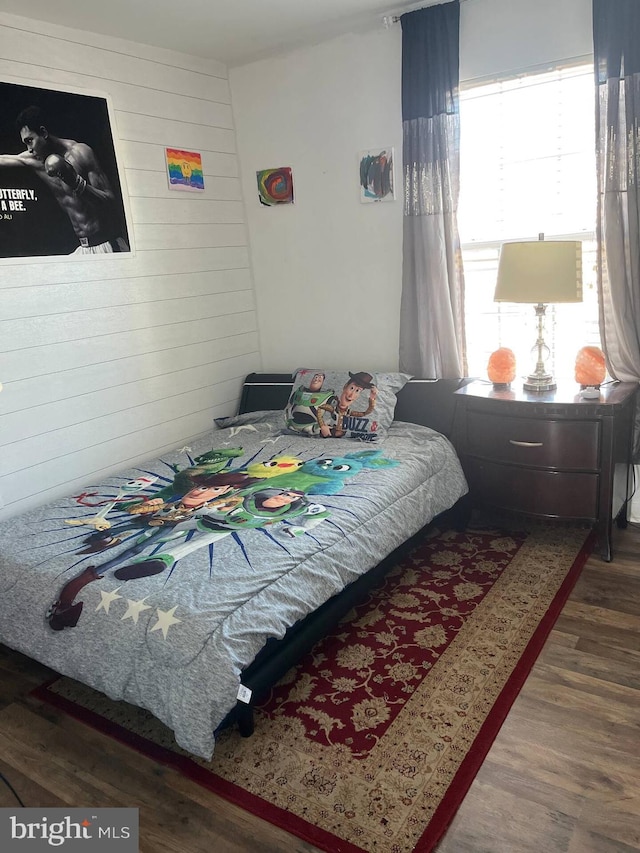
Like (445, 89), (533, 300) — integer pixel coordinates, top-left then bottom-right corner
(286, 369), (388, 441)
(316, 372), (378, 439)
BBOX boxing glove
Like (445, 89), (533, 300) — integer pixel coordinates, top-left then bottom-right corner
(44, 153), (87, 196)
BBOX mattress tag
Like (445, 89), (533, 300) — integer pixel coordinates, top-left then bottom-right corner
(237, 684), (252, 704)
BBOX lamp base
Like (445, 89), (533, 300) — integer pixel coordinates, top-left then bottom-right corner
(580, 385), (601, 399)
(523, 373), (556, 392)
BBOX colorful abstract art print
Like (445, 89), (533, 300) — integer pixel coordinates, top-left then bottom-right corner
(165, 148), (205, 192)
(359, 147), (395, 202)
(257, 166), (294, 206)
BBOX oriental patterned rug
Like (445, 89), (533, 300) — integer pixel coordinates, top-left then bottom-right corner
(33, 519), (594, 853)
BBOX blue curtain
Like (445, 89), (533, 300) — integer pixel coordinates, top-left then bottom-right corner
(399, 1), (466, 379)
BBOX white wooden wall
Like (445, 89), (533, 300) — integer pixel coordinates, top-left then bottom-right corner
(0, 12), (261, 520)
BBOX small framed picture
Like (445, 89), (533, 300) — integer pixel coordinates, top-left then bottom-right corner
(257, 166), (294, 206)
(165, 148), (205, 192)
(359, 148), (395, 203)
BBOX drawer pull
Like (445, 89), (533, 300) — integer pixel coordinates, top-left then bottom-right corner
(509, 440), (543, 447)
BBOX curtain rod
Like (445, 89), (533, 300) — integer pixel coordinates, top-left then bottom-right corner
(383, 0), (471, 28)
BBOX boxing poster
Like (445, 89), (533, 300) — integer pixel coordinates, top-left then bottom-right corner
(0, 80), (132, 260)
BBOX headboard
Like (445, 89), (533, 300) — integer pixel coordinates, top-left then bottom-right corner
(238, 373), (473, 439)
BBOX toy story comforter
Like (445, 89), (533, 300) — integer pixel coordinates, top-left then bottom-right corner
(0, 413), (467, 759)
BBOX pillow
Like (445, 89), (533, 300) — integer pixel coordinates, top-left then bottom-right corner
(284, 369), (411, 442)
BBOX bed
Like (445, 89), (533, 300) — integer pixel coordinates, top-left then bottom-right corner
(0, 373), (469, 760)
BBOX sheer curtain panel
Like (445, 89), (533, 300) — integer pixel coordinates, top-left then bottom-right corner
(593, 0), (640, 459)
(399, 1), (466, 379)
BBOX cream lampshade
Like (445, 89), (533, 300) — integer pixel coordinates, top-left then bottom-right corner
(494, 237), (583, 392)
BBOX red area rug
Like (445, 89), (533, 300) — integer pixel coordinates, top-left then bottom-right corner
(33, 520), (593, 853)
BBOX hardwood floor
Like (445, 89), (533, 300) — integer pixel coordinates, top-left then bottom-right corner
(437, 523), (640, 853)
(1, 524), (639, 853)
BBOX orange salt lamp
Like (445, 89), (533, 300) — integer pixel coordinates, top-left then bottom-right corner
(487, 347), (516, 386)
(575, 346), (606, 387)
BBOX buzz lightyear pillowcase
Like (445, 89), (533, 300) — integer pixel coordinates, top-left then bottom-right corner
(284, 369), (411, 442)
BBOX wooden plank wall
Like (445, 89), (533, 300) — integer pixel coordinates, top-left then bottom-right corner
(0, 12), (261, 521)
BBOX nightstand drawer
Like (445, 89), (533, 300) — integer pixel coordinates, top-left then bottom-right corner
(464, 459), (599, 519)
(466, 412), (600, 469)
(453, 379), (638, 560)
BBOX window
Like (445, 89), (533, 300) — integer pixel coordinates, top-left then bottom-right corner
(458, 63), (600, 380)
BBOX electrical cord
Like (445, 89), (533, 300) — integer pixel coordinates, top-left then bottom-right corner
(625, 464), (640, 528)
(629, 463), (637, 502)
(0, 770), (25, 807)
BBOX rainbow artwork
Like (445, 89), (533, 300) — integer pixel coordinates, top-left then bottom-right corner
(256, 166), (294, 206)
(165, 148), (205, 192)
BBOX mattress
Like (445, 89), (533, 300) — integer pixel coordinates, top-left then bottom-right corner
(0, 413), (467, 759)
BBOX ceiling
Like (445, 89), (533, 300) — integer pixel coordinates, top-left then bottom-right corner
(0, 0), (431, 67)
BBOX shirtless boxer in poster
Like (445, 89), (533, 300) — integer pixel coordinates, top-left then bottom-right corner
(0, 105), (129, 254)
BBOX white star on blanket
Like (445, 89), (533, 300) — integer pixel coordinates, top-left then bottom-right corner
(229, 424), (260, 437)
(121, 597), (152, 624)
(150, 605), (182, 639)
(95, 587), (122, 614)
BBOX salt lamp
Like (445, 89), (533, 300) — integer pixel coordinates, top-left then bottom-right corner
(575, 346), (606, 387)
(487, 347), (516, 386)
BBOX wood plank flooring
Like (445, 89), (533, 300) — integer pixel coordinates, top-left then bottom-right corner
(1, 524), (639, 853)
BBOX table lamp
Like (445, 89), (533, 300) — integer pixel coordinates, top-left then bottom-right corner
(494, 236), (582, 392)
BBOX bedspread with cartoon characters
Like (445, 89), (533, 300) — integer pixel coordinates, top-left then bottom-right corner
(0, 413), (467, 759)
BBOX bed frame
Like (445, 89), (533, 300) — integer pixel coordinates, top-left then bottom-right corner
(221, 373), (471, 737)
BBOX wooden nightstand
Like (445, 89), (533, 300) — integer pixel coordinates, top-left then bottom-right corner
(452, 379), (638, 561)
